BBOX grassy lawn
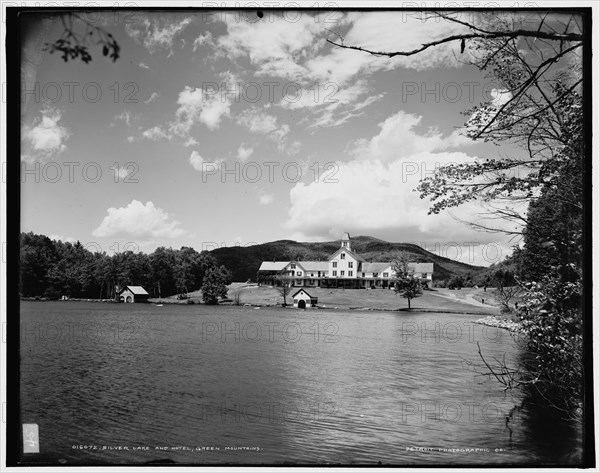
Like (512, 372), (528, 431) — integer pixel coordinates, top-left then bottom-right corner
(152, 284), (501, 314)
(225, 284), (500, 314)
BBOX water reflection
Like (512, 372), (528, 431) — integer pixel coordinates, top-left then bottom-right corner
(19, 301), (581, 465)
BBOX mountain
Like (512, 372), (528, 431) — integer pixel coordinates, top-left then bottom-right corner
(209, 235), (486, 282)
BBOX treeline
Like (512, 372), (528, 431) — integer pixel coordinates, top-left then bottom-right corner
(19, 232), (232, 303)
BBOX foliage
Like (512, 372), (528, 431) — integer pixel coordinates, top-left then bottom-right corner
(44, 13), (120, 63)
(275, 274), (293, 306)
(448, 275), (464, 290)
(201, 266), (229, 305)
(212, 236), (483, 283)
(516, 272), (583, 417)
(392, 251), (423, 309)
(19, 232), (230, 301)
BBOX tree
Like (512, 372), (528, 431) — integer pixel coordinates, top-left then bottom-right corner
(493, 268), (521, 313)
(392, 252), (423, 309)
(43, 12), (120, 63)
(201, 266), (229, 305)
(275, 273), (293, 306)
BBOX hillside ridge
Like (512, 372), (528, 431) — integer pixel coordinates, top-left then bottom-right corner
(209, 235), (485, 282)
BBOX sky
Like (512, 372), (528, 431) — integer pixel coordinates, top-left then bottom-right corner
(20, 9), (539, 266)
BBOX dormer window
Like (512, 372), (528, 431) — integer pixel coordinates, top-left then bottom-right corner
(340, 253), (345, 260)
(290, 263), (296, 269)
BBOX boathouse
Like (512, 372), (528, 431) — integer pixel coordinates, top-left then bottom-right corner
(292, 289), (318, 309)
(117, 286), (150, 303)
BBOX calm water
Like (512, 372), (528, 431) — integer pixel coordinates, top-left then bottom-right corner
(19, 301), (581, 465)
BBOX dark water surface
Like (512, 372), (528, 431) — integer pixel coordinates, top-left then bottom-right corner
(19, 301), (581, 465)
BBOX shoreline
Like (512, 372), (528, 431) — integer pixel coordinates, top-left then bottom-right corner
(20, 297), (498, 316)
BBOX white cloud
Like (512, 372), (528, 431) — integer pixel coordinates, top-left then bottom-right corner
(284, 109), (517, 265)
(189, 150), (224, 172)
(193, 31), (213, 52)
(183, 137), (199, 147)
(211, 12), (469, 127)
(141, 125), (169, 141)
(22, 108), (70, 162)
(92, 200), (186, 239)
(139, 61), (150, 70)
(114, 166), (131, 179)
(259, 190), (275, 205)
(236, 107), (290, 141)
(170, 71), (238, 137)
(113, 110), (132, 127)
(236, 145), (253, 162)
(49, 234), (76, 243)
(144, 92), (160, 104)
(215, 13), (324, 80)
(127, 136), (136, 143)
(125, 16), (193, 55)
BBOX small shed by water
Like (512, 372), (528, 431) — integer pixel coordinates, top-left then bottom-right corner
(118, 286), (149, 303)
(292, 289), (318, 309)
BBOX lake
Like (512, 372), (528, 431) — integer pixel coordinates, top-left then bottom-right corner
(19, 301), (581, 465)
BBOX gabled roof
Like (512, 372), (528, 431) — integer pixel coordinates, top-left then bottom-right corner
(362, 262), (391, 273)
(409, 262), (434, 274)
(328, 247), (365, 262)
(120, 286), (149, 295)
(292, 289), (316, 299)
(258, 261), (289, 271)
(300, 261), (329, 272)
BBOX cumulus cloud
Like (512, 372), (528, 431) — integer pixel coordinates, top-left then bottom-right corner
(189, 150), (223, 172)
(22, 108), (70, 162)
(92, 200), (186, 239)
(168, 71), (239, 139)
(125, 16), (193, 55)
(236, 145), (253, 162)
(284, 109), (518, 265)
(139, 61), (151, 70)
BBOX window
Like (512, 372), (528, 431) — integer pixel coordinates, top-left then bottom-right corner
(290, 263), (296, 269)
(332, 270), (337, 276)
(373, 272), (378, 278)
(311, 273), (314, 277)
(362, 272), (365, 277)
(297, 271), (302, 276)
(349, 271), (353, 277)
(332, 262), (337, 268)
(340, 253), (345, 259)
(348, 262), (353, 268)
(341, 270), (345, 276)
(342, 242), (347, 247)
(383, 272), (389, 278)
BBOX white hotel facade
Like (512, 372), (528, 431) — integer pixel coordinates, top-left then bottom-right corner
(258, 233), (433, 289)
